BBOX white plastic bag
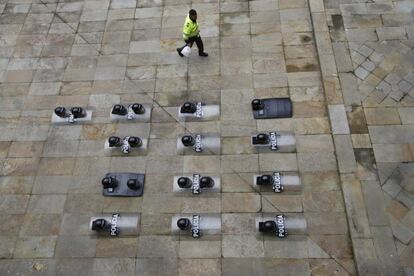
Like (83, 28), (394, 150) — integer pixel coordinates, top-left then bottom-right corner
(181, 45), (191, 57)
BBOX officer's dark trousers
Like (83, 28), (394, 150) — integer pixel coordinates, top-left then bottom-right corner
(179, 35), (204, 54)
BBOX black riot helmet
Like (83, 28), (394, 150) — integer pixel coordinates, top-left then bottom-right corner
(128, 136), (142, 148)
(101, 177), (117, 189)
(181, 135), (195, 147)
(259, 220), (277, 232)
(177, 218), (191, 230)
(251, 99), (263, 110)
(112, 104), (128, 116)
(180, 102), (197, 114)
(108, 136), (121, 147)
(54, 107), (67, 118)
(91, 219), (107, 231)
(256, 133), (269, 144)
(200, 176), (214, 188)
(131, 103), (145, 115)
(257, 175), (273, 185)
(127, 179), (140, 190)
(177, 177), (192, 188)
(70, 107), (85, 118)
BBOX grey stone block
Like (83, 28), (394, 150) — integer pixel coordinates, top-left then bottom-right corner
(137, 236), (177, 258)
(342, 178), (371, 238)
(14, 123), (50, 141)
(296, 135), (334, 153)
(92, 258), (136, 276)
(27, 195), (66, 214)
(376, 27), (407, 41)
(353, 238), (382, 276)
(351, 51), (367, 66)
(339, 72), (361, 106)
(20, 214), (61, 236)
(369, 125), (414, 144)
(361, 60), (375, 72)
(222, 258), (264, 276)
(29, 82), (61, 96)
(43, 139), (79, 157)
(222, 234), (264, 257)
(259, 153), (297, 172)
(373, 144), (411, 163)
(403, 70), (414, 84)
(385, 73), (402, 85)
(346, 29), (378, 42)
(0, 236), (15, 258)
(396, 190), (414, 209)
(332, 42), (353, 73)
(389, 89), (405, 102)
(328, 104), (350, 134)
(306, 212), (348, 235)
(361, 181), (389, 226)
(355, 66), (370, 80)
(57, 258), (94, 276)
(376, 81), (391, 94)
(55, 236), (97, 258)
(371, 226), (401, 276)
(0, 195), (30, 214)
(303, 191), (344, 212)
(398, 107), (414, 124)
(135, 258), (177, 276)
(334, 135), (357, 173)
(179, 259), (221, 276)
(14, 236), (57, 258)
(390, 217), (414, 245)
(0, 259), (56, 276)
(264, 236), (308, 258)
(0, 176), (34, 194)
(179, 241), (221, 258)
(382, 179), (402, 198)
(399, 80), (413, 93)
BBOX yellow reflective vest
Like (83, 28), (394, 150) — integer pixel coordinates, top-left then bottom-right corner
(182, 15), (199, 40)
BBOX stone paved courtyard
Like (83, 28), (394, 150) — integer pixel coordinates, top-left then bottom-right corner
(0, 0), (414, 275)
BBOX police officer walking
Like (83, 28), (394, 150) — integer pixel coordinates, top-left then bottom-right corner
(177, 9), (208, 57)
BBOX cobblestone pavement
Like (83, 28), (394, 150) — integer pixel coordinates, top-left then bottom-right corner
(317, 0), (414, 274)
(0, 0), (412, 275)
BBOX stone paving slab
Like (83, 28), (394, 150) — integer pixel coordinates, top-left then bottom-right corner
(314, 0), (414, 273)
(0, 0), (364, 275)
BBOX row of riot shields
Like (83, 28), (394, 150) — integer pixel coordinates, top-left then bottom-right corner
(52, 99), (307, 239)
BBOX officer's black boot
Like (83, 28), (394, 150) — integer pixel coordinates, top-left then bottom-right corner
(177, 48), (184, 57)
(195, 36), (208, 57)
